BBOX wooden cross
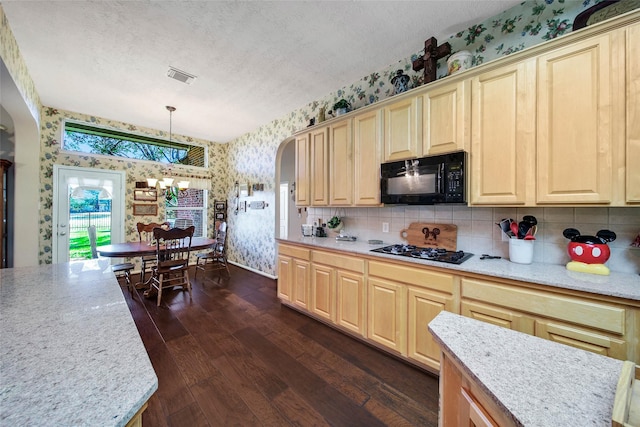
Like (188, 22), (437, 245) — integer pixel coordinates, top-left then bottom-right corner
(412, 37), (451, 84)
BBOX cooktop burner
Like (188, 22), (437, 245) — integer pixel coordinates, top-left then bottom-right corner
(371, 244), (473, 264)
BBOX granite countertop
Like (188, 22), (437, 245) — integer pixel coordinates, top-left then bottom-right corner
(428, 311), (624, 426)
(278, 237), (640, 302)
(0, 260), (158, 426)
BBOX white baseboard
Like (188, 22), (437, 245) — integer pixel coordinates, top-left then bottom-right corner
(228, 260), (277, 280)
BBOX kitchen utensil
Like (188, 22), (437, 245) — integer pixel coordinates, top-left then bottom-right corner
(518, 221), (529, 239)
(400, 223), (457, 250)
(480, 254), (501, 260)
(496, 218), (511, 234)
(522, 215), (538, 226)
(510, 222), (519, 237)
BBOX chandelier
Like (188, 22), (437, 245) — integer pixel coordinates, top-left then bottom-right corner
(146, 106), (190, 200)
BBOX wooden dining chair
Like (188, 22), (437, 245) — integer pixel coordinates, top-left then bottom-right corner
(149, 226), (195, 306)
(137, 222), (170, 283)
(194, 221), (229, 282)
(87, 225), (135, 293)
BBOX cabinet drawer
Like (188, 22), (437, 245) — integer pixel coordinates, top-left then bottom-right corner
(535, 319), (627, 360)
(313, 250), (365, 273)
(369, 261), (455, 294)
(461, 278), (625, 335)
(278, 244), (310, 260)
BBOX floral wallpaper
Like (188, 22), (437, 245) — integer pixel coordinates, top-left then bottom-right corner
(224, 0), (633, 276)
(37, 107), (228, 266)
(0, 5), (41, 125)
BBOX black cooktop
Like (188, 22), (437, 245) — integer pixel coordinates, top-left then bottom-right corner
(371, 244), (473, 265)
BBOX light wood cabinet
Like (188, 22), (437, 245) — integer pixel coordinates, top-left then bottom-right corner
(336, 269), (365, 336)
(470, 60), (536, 205)
(353, 109), (382, 205)
(383, 96), (422, 161)
(460, 277), (632, 361)
(294, 134), (310, 206)
(423, 80), (470, 155)
(329, 119), (353, 205)
(408, 286), (455, 370)
(369, 259), (456, 367)
(310, 127), (329, 206)
(536, 34), (615, 204)
(311, 262), (334, 321)
(440, 350), (515, 427)
(292, 259), (310, 310)
(626, 22), (640, 203)
(277, 243), (311, 306)
(367, 277), (406, 354)
(277, 255), (293, 303)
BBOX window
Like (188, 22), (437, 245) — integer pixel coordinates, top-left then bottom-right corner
(165, 188), (206, 238)
(63, 121), (206, 167)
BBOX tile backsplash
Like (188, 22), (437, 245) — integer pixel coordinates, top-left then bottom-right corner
(306, 206), (640, 275)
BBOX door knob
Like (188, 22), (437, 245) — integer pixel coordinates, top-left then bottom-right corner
(59, 231), (67, 236)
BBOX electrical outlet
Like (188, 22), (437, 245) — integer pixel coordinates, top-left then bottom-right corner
(382, 222), (389, 233)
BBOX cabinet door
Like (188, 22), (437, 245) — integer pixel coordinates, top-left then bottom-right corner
(353, 109), (382, 205)
(277, 255), (293, 302)
(311, 263), (334, 321)
(423, 80), (470, 155)
(294, 134), (310, 206)
(537, 34), (613, 203)
(329, 119), (353, 205)
(383, 96), (422, 161)
(627, 23), (640, 203)
(336, 270), (365, 336)
(310, 127), (329, 206)
(407, 287), (454, 370)
(461, 301), (534, 335)
(471, 60), (536, 205)
(367, 277), (407, 354)
(461, 388), (498, 427)
(293, 259), (310, 310)
(535, 319), (627, 360)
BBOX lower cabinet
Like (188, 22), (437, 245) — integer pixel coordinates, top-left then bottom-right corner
(368, 260), (457, 370)
(440, 353), (514, 427)
(460, 277), (632, 361)
(311, 250), (366, 333)
(277, 243), (639, 373)
(367, 277), (407, 354)
(277, 243), (310, 307)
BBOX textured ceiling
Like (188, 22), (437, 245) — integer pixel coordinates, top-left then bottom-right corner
(2, 1), (520, 143)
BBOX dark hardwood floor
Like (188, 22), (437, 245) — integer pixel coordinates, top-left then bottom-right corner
(119, 264), (440, 426)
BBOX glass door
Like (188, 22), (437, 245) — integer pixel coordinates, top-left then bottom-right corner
(53, 166), (125, 263)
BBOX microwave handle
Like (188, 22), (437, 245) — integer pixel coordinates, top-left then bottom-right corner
(437, 163), (445, 194)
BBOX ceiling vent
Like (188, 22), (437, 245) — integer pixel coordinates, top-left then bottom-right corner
(167, 67), (196, 85)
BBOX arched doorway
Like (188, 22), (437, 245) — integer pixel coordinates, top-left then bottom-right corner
(274, 137), (303, 240)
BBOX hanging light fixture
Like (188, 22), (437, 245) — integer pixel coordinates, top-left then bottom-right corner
(146, 106), (190, 199)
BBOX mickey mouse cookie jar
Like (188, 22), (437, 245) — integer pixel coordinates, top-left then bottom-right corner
(562, 228), (616, 275)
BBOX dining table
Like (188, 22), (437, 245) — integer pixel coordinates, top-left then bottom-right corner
(97, 237), (217, 293)
(97, 237), (217, 258)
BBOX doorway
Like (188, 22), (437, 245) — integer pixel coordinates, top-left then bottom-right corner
(52, 166), (125, 263)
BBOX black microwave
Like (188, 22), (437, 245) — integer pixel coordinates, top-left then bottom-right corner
(380, 151), (466, 205)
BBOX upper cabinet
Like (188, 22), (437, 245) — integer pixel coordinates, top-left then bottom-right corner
(294, 133), (310, 206)
(626, 22), (640, 203)
(353, 109), (382, 205)
(329, 119), (353, 205)
(536, 34), (614, 204)
(423, 80), (470, 156)
(470, 60), (536, 205)
(383, 96), (422, 162)
(310, 127), (329, 206)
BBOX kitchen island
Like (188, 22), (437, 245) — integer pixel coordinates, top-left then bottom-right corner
(429, 310), (628, 426)
(0, 259), (157, 426)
